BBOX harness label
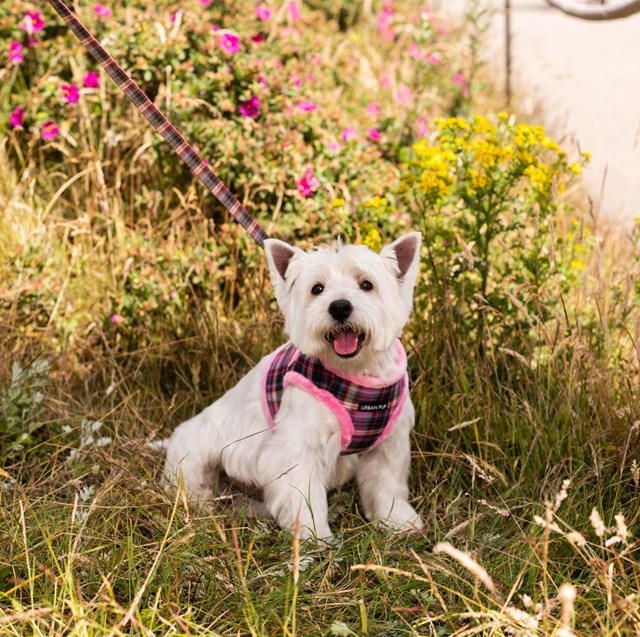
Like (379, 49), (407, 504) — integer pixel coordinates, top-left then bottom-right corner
(358, 402), (389, 412)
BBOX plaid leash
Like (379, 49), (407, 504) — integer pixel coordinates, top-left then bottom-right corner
(46, 0), (270, 248)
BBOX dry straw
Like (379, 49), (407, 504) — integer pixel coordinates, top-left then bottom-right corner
(433, 541), (496, 592)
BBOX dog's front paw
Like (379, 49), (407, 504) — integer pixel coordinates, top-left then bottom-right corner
(375, 501), (424, 534)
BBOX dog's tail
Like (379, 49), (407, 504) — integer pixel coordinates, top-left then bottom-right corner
(146, 439), (169, 453)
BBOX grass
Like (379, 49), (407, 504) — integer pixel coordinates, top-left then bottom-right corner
(2, 1), (640, 635)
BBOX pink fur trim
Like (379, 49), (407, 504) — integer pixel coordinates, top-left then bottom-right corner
(283, 372), (354, 448)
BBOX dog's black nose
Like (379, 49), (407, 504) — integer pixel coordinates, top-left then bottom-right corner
(328, 299), (353, 322)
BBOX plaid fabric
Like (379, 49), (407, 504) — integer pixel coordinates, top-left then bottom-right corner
(264, 343), (407, 455)
(46, 0), (269, 248)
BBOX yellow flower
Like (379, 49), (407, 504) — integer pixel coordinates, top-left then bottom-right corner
(358, 224), (383, 251)
(569, 163), (583, 175)
(364, 195), (388, 208)
(331, 197), (345, 207)
(570, 259), (586, 271)
(419, 169), (452, 200)
(524, 164), (552, 195)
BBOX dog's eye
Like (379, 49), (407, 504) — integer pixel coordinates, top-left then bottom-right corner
(359, 280), (374, 292)
(311, 283), (324, 296)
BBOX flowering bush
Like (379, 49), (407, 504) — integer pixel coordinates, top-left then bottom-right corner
(398, 114), (590, 351)
(1, 0), (473, 245)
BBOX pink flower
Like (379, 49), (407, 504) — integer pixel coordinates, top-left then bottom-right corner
(21, 11), (45, 35)
(297, 168), (319, 197)
(218, 33), (240, 54)
(327, 140), (343, 154)
(288, 1), (301, 22)
(41, 121), (59, 141)
(199, 0), (211, 4)
(296, 101), (317, 111)
(251, 33), (265, 43)
(110, 314), (123, 324)
(408, 43), (428, 61)
(290, 73), (302, 88)
(83, 71), (100, 88)
(365, 102), (380, 119)
(368, 128), (381, 142)
(341, 127), (357, 142)
(380, 75), (391, 89)
(454, 72), (470, 97)
(8, 42), (24, 65)
(377, 5), (394, 41)
(239, 96), (260, 118)
(9, 107), (24, 128)
(394, 84), (413, 106)
(426, 52), (441, 65)
(61, 84), (80, 104)
(415, 117), (429, 138)
(256, 5), (272, 21)
(93, 3), (111, 18)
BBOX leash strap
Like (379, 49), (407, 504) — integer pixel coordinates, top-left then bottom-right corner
(46, 0), (270, 247)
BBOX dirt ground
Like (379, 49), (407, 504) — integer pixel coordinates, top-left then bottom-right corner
(444, 0), (640, 224)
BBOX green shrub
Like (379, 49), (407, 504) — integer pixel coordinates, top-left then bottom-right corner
(398, 113), (590, 353)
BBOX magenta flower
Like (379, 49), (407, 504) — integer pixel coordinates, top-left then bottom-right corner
(239, 96), (260, 118)
(41, 121), (59, 141)
(297, 169), (319, 197)
(368, 128), (381, 142)
(8, 42), (24, 65)
(365, 102), (380, 119)
(377, 5), (394, 41)
(61, 84), (80, 104)
(9, 107), (24, 128)
(296, 101), (317, 111)
(251, 33), (265, 43)
(394, 84), (413, 106)
(454, 72), (470, 97)
(110, 314), (123, 324)
(199, 0), (211, 4)
(218, 33), (240, 54)
(415, 117), (429, 138)
(408, 43), (428, 61)
(93, 3), (111, 18)
(83, 71), (100, 88)
(288, 1), (301, 22)
(21, 11), (45, 35)
(341, 127), (356, 142)
(256, 5), (272, 21)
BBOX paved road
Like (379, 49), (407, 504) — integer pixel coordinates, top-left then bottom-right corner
(444, 0), (640, 223)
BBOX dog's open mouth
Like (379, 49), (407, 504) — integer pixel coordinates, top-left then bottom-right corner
(325, 329), (365, 358)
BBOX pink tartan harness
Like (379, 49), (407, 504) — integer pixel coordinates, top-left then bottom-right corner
(262, 341), (408, 455)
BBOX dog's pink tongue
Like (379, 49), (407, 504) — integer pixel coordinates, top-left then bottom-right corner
(334, 330), (359, 356)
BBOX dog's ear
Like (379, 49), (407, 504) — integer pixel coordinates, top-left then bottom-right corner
(381, 232), (421, 287)
(264, 239), (302, 284)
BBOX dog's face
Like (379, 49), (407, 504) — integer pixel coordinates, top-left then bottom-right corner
(264, 233), (421, 369)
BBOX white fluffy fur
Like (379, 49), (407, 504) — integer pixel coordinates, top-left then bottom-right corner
(162, 232), (424, 541)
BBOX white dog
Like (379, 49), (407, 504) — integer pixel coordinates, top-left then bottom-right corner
(162, 232), (424, 541)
